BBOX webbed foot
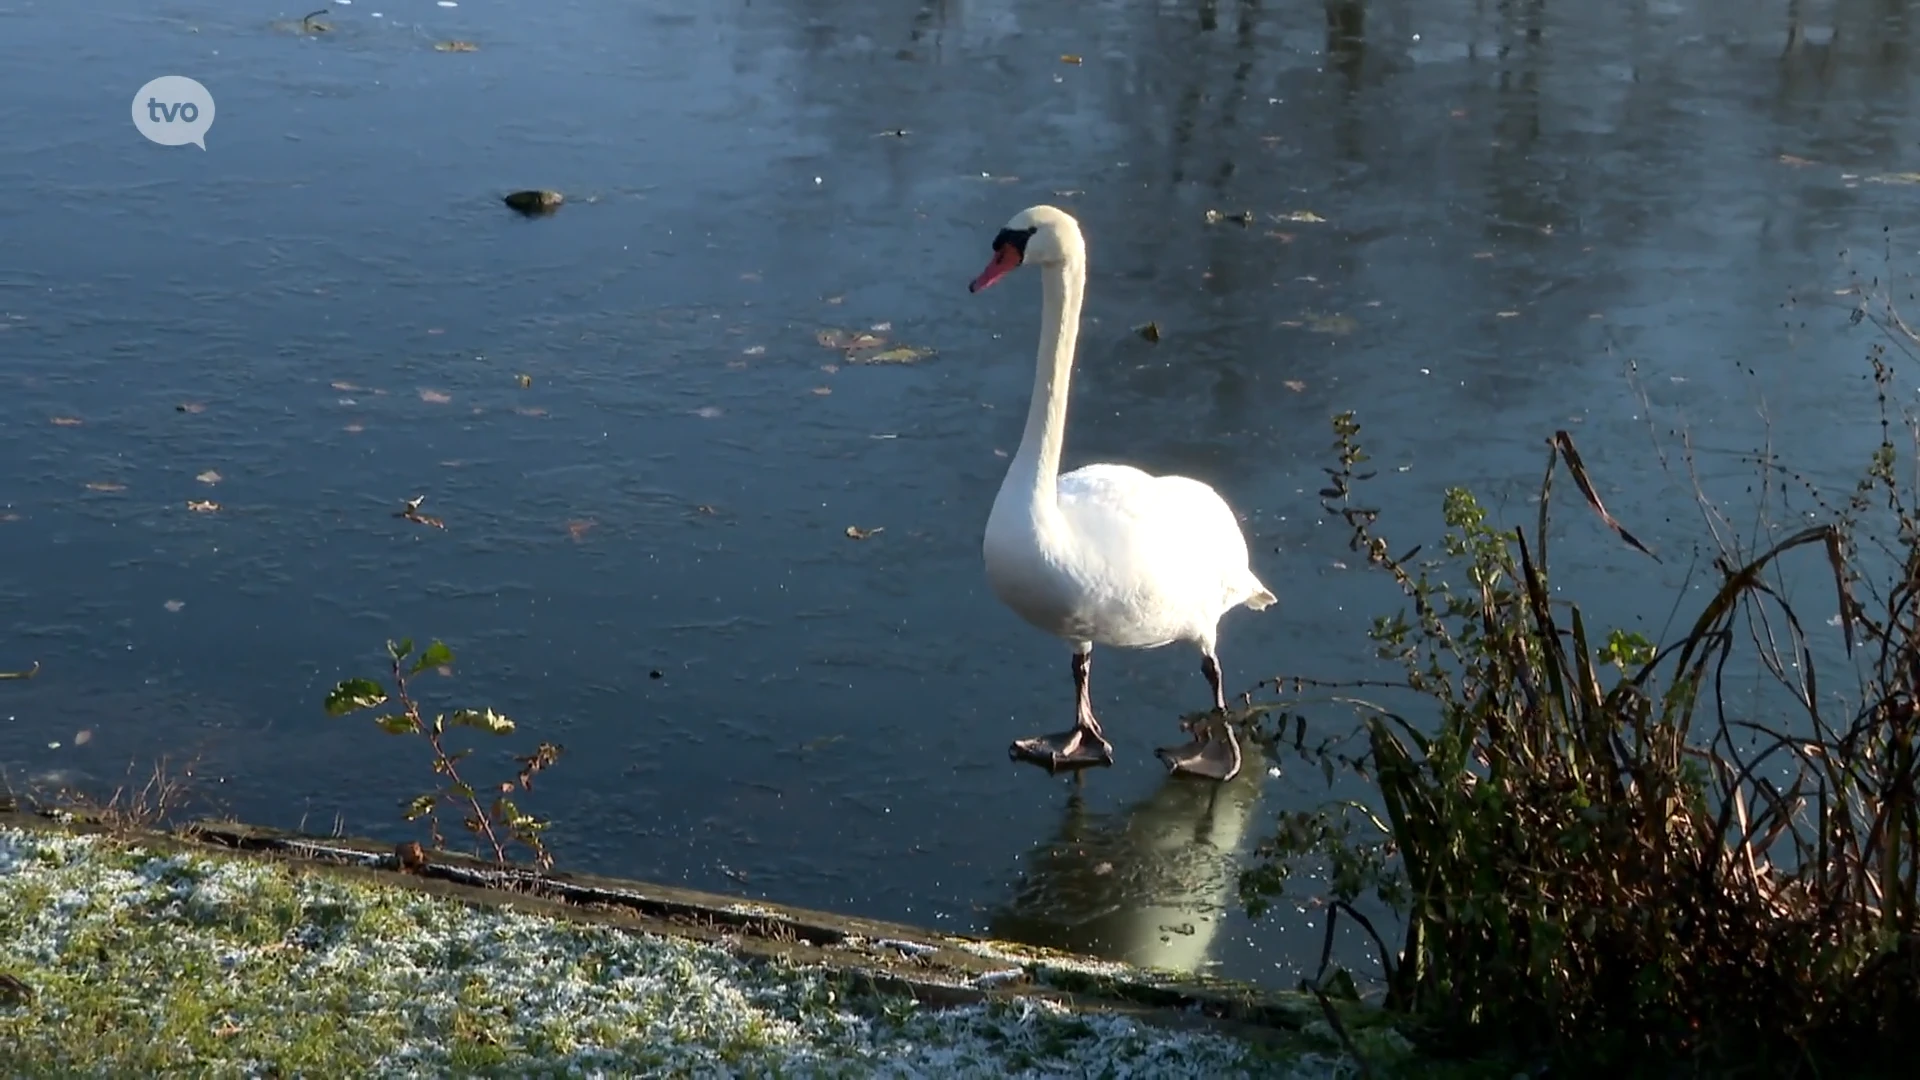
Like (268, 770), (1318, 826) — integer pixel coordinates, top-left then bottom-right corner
(1156, 716), (1242, 782)
(1010, 726), (1115, 772)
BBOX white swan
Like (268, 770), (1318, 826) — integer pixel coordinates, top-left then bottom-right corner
(969, 205), (1275, 782)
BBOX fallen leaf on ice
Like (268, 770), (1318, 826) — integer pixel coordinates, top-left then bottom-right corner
(853, 346), (933, 364)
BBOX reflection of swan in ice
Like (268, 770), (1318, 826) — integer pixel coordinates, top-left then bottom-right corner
(986, 734), (1266, 975)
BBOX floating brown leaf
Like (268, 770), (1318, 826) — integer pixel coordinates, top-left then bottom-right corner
(1060, 54), (1083, 65)
(852, 346), (932, 365)
(845, 332), (887, 351)
(1304, 311), (1357, 335)
(515, 374), (532, 388)
(395, 496), (446, 530)
(566, 519), (596, 542)
(1135, 322), (1161, 343)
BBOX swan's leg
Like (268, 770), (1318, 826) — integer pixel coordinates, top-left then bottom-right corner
(1155, 652), (1242, 782)
(1009, 648), (1116, 772)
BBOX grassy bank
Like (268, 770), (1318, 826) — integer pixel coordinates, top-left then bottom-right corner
(0, 822), (1406, 1078)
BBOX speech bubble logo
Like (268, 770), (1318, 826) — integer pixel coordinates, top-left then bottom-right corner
(131, 76), (216, 150)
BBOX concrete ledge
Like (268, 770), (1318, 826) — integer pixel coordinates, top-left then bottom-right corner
(0, 806), (1353, 1049)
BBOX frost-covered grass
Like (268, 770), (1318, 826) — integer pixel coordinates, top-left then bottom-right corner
(0, 827), (1364, 1077)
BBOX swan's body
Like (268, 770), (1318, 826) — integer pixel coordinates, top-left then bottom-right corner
(969, 205), (1274, 781)
(985, 464), (1271, 650)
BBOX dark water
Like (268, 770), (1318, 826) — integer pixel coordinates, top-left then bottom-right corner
(2, 0), (1916, 983)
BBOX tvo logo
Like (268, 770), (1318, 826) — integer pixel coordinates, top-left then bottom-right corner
(131, 76), (216, 149)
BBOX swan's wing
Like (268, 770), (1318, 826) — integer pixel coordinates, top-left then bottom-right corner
(1056, 463), (1269, 610)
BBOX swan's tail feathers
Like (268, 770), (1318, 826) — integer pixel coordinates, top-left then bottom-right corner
(1243, 578), (1277, 612)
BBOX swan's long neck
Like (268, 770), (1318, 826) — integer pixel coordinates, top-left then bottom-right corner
(1005, 253), (1085, 512)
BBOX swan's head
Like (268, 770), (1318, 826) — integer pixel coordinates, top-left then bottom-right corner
(968, 205), (1083, 294)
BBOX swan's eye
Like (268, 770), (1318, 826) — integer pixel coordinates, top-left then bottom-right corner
(991, 227), (1037, 259)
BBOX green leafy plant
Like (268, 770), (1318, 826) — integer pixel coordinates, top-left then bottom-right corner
(1241, 384), (1920, 1070)
(325, 638), (562, 870)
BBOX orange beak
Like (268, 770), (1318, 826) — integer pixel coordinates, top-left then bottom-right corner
(969, 244), (1022, 293)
